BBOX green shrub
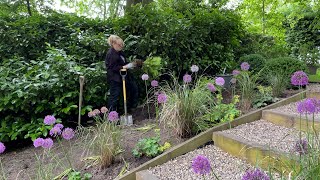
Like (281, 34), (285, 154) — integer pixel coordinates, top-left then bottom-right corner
(0, 46), (107, 142)
(239, 54), (266, 72)
(265, 57), (308, 79)
(113, 3), (243, 74)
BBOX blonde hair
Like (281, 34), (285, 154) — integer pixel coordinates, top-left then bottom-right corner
(107, 35), (124, 47)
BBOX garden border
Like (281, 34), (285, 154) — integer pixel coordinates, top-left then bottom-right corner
(116, 90), (307, 180)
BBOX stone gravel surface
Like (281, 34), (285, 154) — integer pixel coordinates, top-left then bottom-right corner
(222, 120), (304, 154)
(149, 145), (255, 180)
(307, 83), (320, 92)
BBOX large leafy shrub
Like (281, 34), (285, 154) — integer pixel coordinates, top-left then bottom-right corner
(265, 57), (308, 79)
(0, 46), (107, 142)
(0, 12), (111, 65)
(239, 54), (266, 72)
(113, 2), (243, 75)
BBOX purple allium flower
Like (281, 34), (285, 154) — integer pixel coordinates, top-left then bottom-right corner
(88, 111), (94, 117)
(242, 168), (270, 180)
(191, 155), (211, 175)
(191, 65), (199, 73)
(44, 115), (56, 125)
(33, 138), (44, 148)
(241, 62), (250, 71)
(207, 83), (216, 92)
(215, 77), (225, 86)
(157, 93), (167, 104)
(62, 128), (75, 140)
(42, 138), (53, 149)
(100, 106), (108, 114)
(54, 123), (64, 129)
(183, 74), (192, 83)
(232, 69), (240, 76)
(49, 126), (62, 137)
(108, 111), (119, 122)
(141, 74), (149, 81)
(297, 98), (318, 114)
(151, 80), (159, 87)
(291, 71), (308, 86)
(0, 142), (5, 154)
(295, 139), (308, 155)
(231, 78), (237, 84)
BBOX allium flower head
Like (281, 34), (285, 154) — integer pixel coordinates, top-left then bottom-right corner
(62, 128), (75, 140)
(42, 138), (53, 149)
(291, 71), (308, 86)
(44, 115), (56, 125)
(141, 74), (149, 81)
(191, 155), (211, 175)
(50, 126), (62, 137)
(93, 109), (100, 116)
(295, 139), (308, 155)
(207, 83), (216, 92)
(191, 65), (199, 73)
(33, 138), (44, 148)
(108, 111), (119, 122)
(297, 98), (318, 114)
(232, 69), (240, 76)
(100, 106), (108, 114)
(242, 168), (270, 180)
(88, 111), (94, 117)
(54, 123), (64, 129)
(157, 93), (167, 104)
(183, 74), (192, 83)
(151, 80), (159, 87)
(241, 62), (250, 71)
(215, 77), (225, 86)
(0, 142), (5, 154)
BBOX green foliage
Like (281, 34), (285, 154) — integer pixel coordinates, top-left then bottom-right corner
(235, 70), (262, 111)
(0, 11), (111, 65)
(285, 10), (320, 65)
(68, 170), (92, 180)
(132, 130), (170, 158)
(253, 85), (279, 108)
(195, 94), (240, 132)
(265, 57), (308, 80)
(239, 54), (266, 72)
(265, 70), (289, 97)
(0, 46), (107, 142)
(79, 115), (122, 168)
(141, 56), (164, 79)
(158, 75), (217, 137)
(113, 3), (243, 74)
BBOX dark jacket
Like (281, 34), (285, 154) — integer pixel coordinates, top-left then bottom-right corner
(105, 48), (128, 83)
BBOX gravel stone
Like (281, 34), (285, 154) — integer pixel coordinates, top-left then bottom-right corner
(222, 120), (304, 154)
(307, 83), (320, 92)
(269, 99), (320, 120)
(149, 144), (279, 180)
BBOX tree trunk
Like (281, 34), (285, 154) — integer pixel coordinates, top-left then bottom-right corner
(26, 0), (32, 16)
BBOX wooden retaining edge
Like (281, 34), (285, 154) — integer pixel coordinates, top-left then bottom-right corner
(262, 110), (320, 132)
(212, 132), (299, 173)
(116, 90), (307, 180)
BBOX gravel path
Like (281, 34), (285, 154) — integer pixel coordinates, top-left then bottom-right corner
(269, 99), (320, 120)
(307, 83), (320, 92)
(149, 145), (255, 180)
(222, 120), (304, 154)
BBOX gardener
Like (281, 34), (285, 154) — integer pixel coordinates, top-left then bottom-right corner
(105, 35), (139, 112)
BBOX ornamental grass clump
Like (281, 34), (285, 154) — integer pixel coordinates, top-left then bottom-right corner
(235, 62), (261, 112)
(158, 71), (216, 137)
(81, 109), (121, 169)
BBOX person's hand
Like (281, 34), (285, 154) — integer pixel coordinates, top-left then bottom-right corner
(123, 62), (135, 69)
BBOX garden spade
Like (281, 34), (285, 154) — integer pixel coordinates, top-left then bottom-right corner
(120, 69), (133, 125)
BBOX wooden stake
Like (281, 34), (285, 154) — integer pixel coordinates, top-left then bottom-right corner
(78, 76), (85, 126)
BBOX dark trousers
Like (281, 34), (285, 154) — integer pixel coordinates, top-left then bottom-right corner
(107, 79), (138, 112)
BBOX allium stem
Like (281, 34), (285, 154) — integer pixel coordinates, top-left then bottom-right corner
(57, 137), (73, 170)
(145, 81), (150, 119)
